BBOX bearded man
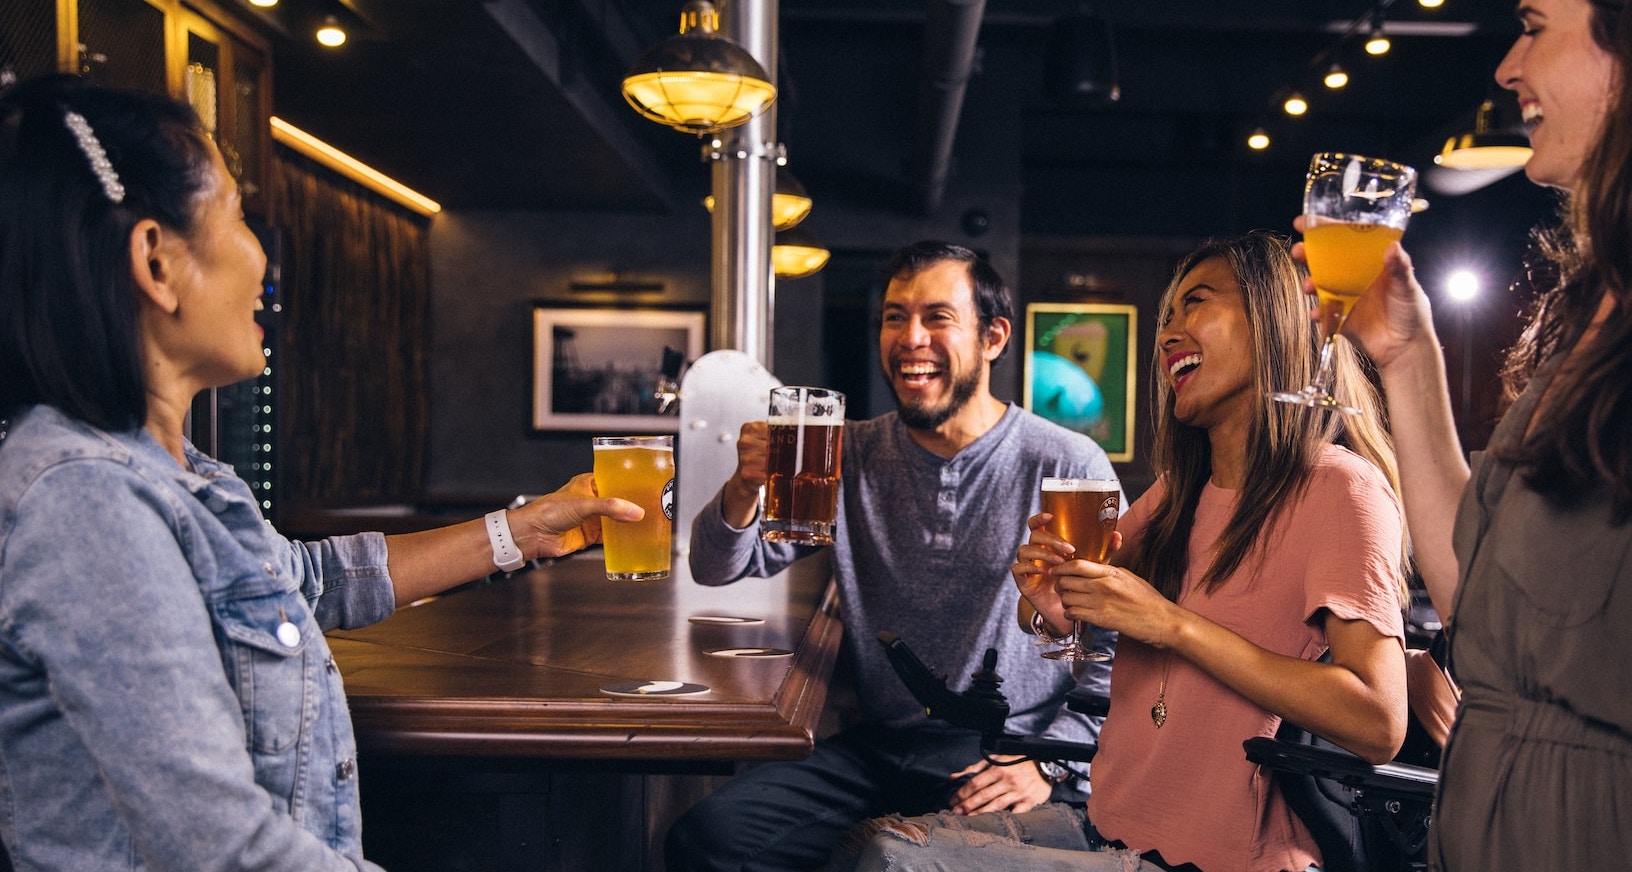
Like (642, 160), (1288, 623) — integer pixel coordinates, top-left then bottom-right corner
(667, 241), (1121, 872)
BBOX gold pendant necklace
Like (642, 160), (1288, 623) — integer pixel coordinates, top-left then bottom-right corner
(1152, 654), (1171, 728)
(1152, 564), (1205, 730)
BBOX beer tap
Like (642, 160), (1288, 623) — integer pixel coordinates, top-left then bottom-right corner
(653, 346), (685, 415)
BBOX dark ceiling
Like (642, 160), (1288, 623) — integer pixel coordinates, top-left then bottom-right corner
(240, 0), (1532, 236)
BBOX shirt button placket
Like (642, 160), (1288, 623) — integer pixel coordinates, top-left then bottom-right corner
(934, 467), (960, 551)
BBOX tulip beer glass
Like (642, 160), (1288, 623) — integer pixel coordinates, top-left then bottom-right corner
(1039, 477), (1120, 662)
(591, 435), (675, 580)
(1273, 152), (1417, 413)
(762, 386), (845, 546)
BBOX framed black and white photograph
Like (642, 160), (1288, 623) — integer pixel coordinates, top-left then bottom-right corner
(532, 307), (706, 432)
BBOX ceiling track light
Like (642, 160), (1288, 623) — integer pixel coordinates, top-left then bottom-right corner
(1266, 2), (1399, 134)
(1364, 16), (1391, 55)
(1045, 10), (1121, 106)
(1247, 127), (1271, 150)
(316, 15), (346, 48)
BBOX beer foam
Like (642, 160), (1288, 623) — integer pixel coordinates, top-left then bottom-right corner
(768, 416), (844, 427)
(1041, 478), (1120, 492)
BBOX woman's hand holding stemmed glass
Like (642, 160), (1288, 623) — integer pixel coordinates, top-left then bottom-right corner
(1014, 514), (1162, 657)
(1014, 514), (1185, 654)
(1273, 152), (1419, 413)
(1025, 478), (1121, 661)
(1289, 216), (1439, 374)
(1055, 560), (1186, 652)
(1012, 512), (1077, 638)
(1291, 211), (1467, 607)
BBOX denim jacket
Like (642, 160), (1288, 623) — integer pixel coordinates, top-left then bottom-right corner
(0, 405), (395, 870)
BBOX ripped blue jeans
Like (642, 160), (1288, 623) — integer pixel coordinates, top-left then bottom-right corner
(831, 804), (1150, 872)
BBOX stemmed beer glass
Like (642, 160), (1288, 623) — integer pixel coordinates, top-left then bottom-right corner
(1038, 477), (1120, 662)
(1272, 152), (1418, 413)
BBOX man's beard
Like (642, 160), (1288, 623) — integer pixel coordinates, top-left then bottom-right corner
(894, 364), (982, 431)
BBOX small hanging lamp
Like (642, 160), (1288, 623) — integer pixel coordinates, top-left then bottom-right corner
(703, 166), (813, 230)
(621, 0), (776, 135)
(772, 227), (830, 279)
(1436, 98), (1532, 171)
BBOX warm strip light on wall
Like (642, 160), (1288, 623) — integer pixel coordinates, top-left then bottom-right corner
(269, 117), (442, 215)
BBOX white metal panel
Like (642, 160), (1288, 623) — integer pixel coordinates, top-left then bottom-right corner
(674, 350), (782, 560)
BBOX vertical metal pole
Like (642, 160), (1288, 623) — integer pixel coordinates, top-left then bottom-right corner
(710, 0), (778, 368)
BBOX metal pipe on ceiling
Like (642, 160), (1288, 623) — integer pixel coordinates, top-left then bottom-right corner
(910, 0), (987, 216)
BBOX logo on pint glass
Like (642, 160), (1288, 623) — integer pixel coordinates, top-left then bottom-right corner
(1098, 496), (1118, 522)
(661, 478), (676, 520)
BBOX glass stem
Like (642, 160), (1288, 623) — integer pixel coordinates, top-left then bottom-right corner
(1309, 333), (1338, 396)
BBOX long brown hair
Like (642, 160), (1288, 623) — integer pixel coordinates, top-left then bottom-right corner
(1129, 232), (1405, 602)
(1498, 0), (1632, 521)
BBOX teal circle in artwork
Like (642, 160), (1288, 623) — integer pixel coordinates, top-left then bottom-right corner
(1031, 351), (1104, 431)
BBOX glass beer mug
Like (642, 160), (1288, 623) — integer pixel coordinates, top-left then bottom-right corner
(761, 386), (845, 547)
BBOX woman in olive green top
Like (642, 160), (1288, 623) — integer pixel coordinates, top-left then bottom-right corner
(1305, 0), (1632, 866)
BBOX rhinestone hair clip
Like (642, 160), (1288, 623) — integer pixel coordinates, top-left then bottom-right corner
(62, 108), (126, 204)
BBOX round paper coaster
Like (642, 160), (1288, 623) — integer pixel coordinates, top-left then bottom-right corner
(688, 615), (765, 625)
(600, 680), (711, 698)
(705, 647), (794, 658)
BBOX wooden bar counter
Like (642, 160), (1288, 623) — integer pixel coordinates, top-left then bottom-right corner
(328, 548), (841, 762)
(327, 549), (841, 871)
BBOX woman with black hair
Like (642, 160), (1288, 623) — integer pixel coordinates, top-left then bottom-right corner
(0, 76), (639, 870)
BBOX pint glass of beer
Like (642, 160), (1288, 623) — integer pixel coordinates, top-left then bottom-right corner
(1038, 477), (1120, 662)
(591, 435), (675, 580)
(762, 386), (845, 546)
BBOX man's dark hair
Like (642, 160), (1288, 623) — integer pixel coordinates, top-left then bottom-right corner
(883, 241), (1013, 350)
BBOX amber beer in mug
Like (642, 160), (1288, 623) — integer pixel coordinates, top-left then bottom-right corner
(591, 435), (675, 580)
(1038, 477), (1120, 662)
(762, 386), (845, 546)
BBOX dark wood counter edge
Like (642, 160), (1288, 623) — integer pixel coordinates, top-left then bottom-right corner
(347, 579), (844, 761)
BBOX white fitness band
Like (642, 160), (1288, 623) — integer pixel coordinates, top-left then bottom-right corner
(485, 510), (526, 572)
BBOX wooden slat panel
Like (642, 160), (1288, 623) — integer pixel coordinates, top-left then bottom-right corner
(271, 148), (430, 507)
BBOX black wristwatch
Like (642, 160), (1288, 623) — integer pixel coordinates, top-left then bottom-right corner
(1034, 760), (1071, 785)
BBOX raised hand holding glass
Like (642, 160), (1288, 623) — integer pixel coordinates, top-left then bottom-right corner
(1273, 152), (1417, 413)
(1038, 477), (1119, 662)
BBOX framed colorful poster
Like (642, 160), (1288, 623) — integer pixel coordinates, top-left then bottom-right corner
(1023, 303), (1138, 462)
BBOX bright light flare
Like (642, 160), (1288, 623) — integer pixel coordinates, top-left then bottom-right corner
(1446, 269), (1481, 303)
